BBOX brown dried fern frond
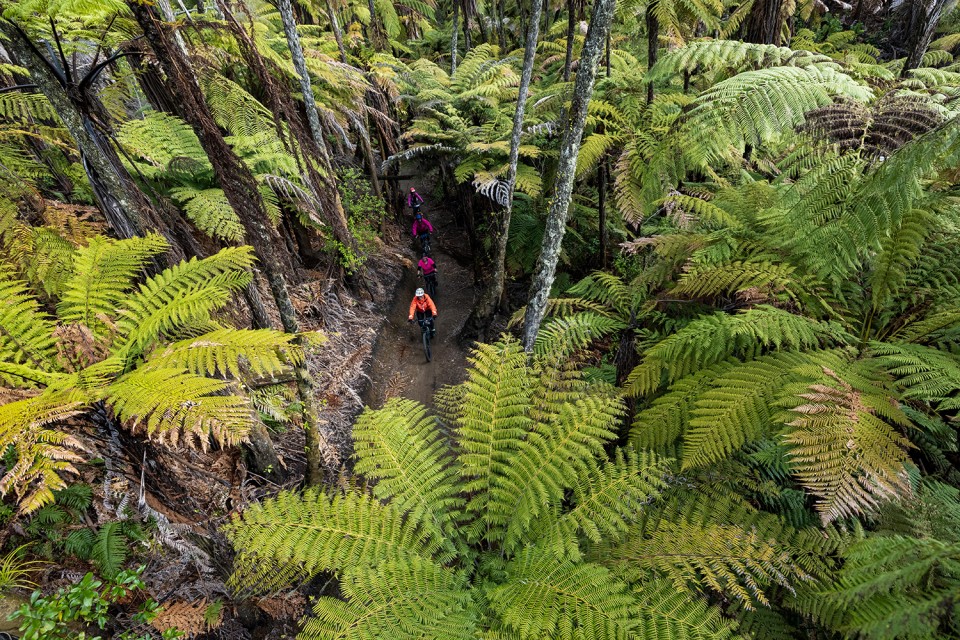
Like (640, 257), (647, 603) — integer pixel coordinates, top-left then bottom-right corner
(802, 94), (944, 158)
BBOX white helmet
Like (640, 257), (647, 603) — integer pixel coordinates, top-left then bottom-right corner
(415, 288), (425, 297)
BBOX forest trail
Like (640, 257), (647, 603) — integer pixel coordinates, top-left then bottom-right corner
(361, 188), (474, 409)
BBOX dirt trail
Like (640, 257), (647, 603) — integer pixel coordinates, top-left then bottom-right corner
(362, 197), (475, 409)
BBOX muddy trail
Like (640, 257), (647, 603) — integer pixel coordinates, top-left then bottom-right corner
(362, 196), (475, 410)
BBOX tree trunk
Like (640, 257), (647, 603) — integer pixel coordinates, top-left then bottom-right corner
(451, 0), (460, 73)
(743, 0), (784, 45)
(324, 0), (348, 63)
(522, 0), (616, 351)
(463, 0), (473, 54)
(598, 155), (607, 269)
(901, 0), (949, 77)
(646, 2), (658, 103)
(277, 0), (328, 150)
(128, 1), (334, 485)
(368, 0), (385, 49)
(463, 0), (542, 341)
(495, 0), (508, 50)
(563, 0), (576, 81)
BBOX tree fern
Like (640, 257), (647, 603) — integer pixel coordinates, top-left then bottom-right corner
(0, 270), (57, 382)
(144, 328), (301, 379)
(168, 187), (246, 243)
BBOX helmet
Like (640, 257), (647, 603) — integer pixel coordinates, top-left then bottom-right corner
(415, 288), (425, 297)
(410, 187), (416, 192)
(415, 213), (422, 220)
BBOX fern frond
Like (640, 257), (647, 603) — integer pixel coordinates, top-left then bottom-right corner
(114, 246), (255, 354)
(105, 368), (252, 450)
(647, 40), (833, 83)
(57, 235), (170, 341)
(0, 391), (86, 514)
(631, 578), (737, 640)
(301, 558), (477, 640)
(533, 313), (626, 358)
(454, 339), (532, 535)
(541, 449), (668, 559)
(783, 369), (913, 524)
(488, 547), (636, 640)
(224, 488), (448, 594)
(499, 393), (624, 551)
(168, 187), (245, 243)
(352, 398), (463, 557)
(0, 270), (57, 381)
(144, 328), (300, 379)
(90, 521), (127, 578)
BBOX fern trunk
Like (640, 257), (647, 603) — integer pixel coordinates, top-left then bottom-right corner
(901, 0), (949, 77)
(743, 0), (784, 45)
(128, 1), (330, 485)
(368, 0), (386, 49)
(522, 0), (617, 351)
(1, 22), (189, 261)
(463, 0), (543, 341)
(563, 0), (576, 81)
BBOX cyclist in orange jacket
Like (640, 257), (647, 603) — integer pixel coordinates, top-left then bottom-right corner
(408, 287), (437, 337)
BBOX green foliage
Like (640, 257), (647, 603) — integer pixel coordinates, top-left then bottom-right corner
(0, 234), (308, 512)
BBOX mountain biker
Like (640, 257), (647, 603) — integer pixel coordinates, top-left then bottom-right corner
(408, 287), (437, 337)
(411, 212), (434, 251)
(418, 253), (437, 293)
(407, 187), (424, 214)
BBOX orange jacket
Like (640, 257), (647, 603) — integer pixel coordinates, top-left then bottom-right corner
(409, 293), (438, 319)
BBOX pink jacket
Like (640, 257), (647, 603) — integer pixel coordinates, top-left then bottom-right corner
(412, 218), (434, 237)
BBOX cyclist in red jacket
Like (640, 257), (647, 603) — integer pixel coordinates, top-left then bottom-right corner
(408, 288), (437, 337)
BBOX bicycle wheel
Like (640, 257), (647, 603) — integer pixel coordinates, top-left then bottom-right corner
(422, 329), (432, 362)
(426, 274), (437, 297)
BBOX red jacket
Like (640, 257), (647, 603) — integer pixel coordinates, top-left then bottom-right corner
(409, 293), (438, 319)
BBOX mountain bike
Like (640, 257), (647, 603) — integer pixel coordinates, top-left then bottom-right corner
(417, 232), (432, 256)
(421, 270), (438, 298)
(413, 311), (434, 362)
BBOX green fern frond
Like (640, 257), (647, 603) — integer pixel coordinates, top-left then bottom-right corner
(533, 313), (626, 357)
(301, 558), (477, 640)
(454, 339), (532, 534)
(631, 578), (737, 640)
(57, 235), (170, 342)
(352, 398), (463, 557)
(168, 187), (245, 243)
(224, 488), (448, 595)
(0, 270), (57, 381)
(114, 246), (255, 354)
(647, 40), (833, 83)
(499, 393), (624, 551)
(105, 368), (252, 450)
(488, 547), (636, 640)
(144, 328), (300, 379)
(541, 449), (668, 558)
(90, 521), (127, 578)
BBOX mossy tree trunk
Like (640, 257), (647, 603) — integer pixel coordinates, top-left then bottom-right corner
(901, 0), (949, 77)
(521, 0), (616, 351)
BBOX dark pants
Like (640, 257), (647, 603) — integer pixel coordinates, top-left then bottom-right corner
(415, 310), (435, 334)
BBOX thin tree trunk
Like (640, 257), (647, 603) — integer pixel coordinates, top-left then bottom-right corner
(598, 155), (607, 269)
(451, 0), (460, 73)
(901, 0), (949, 77)
(522, 0), (616, 351)
(324, 0), (348, 63)
(128, 1), (334, 485)
(646, 2), (658, 103)
(495, 0), (508, 50)
(463, 0), (473, 54)
(355, 114), (383, 199)
(368, 0), (385, 49)
(463, 0), (543, 340)
(563, 0), (576, 81)
(277, 0), (326, 149)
